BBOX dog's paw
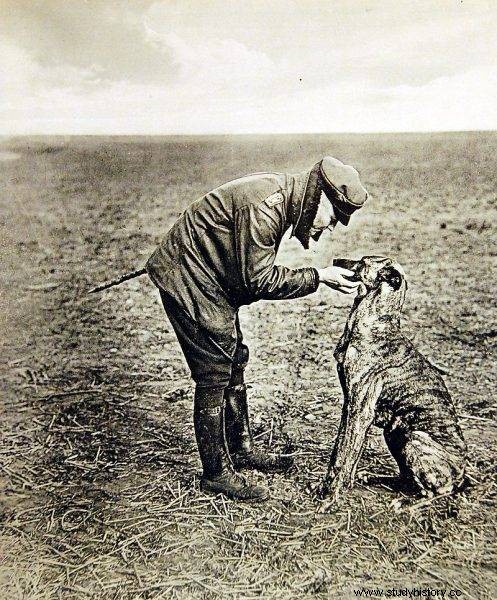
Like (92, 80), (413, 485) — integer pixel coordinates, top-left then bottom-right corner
(316, 488), (342, 513)
(356, 471), (371, 484)
(311, 479), (344, 512)
(309, 481), (329, 500)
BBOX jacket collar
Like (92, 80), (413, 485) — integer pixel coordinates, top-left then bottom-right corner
(288, 163), (322, 249)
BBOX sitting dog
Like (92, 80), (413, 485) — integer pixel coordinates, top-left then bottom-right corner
(319, 256), (467, 504)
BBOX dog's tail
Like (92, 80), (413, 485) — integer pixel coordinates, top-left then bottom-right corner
(88, 268), (147, 294)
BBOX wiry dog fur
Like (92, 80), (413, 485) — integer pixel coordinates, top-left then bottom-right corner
(319, 256), (467, 504)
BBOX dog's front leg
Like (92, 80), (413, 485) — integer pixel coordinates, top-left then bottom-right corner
(319, 377), (382, 506)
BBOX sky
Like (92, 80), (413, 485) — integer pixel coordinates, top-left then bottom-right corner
(1, 0), (496, 134)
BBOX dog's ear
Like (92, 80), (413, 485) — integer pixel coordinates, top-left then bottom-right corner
(377, 266), (403, 290)
(332, 258), (360, 271)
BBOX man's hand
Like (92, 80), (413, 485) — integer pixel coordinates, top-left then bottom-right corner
(317, 266), (360, 294)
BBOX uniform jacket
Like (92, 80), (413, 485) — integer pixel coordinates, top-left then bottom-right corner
(147, 167), (321, 356)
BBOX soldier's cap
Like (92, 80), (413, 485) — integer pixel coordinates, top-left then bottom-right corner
(319, 156), (369, 226)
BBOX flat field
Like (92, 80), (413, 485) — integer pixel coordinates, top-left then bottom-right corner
(1, 133), (496, 599)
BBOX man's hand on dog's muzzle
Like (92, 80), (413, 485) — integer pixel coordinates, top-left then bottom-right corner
(317, 265), (360, 295)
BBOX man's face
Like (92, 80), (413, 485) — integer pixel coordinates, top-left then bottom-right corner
(310, 192), (338, 240)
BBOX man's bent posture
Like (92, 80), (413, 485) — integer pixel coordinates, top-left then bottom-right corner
(147, 157), (369, 501)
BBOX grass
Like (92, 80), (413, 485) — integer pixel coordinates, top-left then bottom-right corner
(0, 132), (496, 598)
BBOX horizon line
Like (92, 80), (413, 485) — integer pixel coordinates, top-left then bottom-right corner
(1, 128), (496, 139)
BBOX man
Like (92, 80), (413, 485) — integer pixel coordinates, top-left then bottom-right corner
(147, 156), (369, 501)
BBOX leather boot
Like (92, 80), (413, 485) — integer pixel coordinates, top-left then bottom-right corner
(224, 369), (294, 474)
(194, 386), (268, 502)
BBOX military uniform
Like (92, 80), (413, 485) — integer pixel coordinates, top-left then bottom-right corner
(147, 158), (368, 501)
(147, 167), (322, 387)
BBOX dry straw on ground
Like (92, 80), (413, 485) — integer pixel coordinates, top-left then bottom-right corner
(1, 134), (496, 598)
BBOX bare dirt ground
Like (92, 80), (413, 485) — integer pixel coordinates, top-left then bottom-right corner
(1, 133), (496, 599)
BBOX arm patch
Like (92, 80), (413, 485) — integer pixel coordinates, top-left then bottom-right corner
(264, 192), (284, 208)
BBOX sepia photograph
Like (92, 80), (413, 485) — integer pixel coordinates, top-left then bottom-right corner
(1, 1), (496, 598)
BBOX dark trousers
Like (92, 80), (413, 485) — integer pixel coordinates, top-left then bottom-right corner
(160, 290), (248, 388)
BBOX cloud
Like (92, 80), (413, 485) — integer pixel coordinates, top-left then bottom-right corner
(146, 0), (497, 88)
(0, 0), (496, 134)
(1, 0), (176, 86)
(158, 32), (277, 94)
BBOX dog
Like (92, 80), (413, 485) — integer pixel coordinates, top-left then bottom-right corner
(318, 256), (467, 504)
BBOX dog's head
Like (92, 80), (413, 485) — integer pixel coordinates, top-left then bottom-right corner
(333, 256), (407, 300)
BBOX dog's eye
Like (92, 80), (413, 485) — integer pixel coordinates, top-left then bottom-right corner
(378, 266), (403, 291)
(341, 185), (348, 197)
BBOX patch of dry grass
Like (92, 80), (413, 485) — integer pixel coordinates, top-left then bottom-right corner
(1, 133), (496, 598)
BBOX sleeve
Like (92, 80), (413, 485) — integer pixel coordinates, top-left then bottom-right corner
(235, 203), (319, 301)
